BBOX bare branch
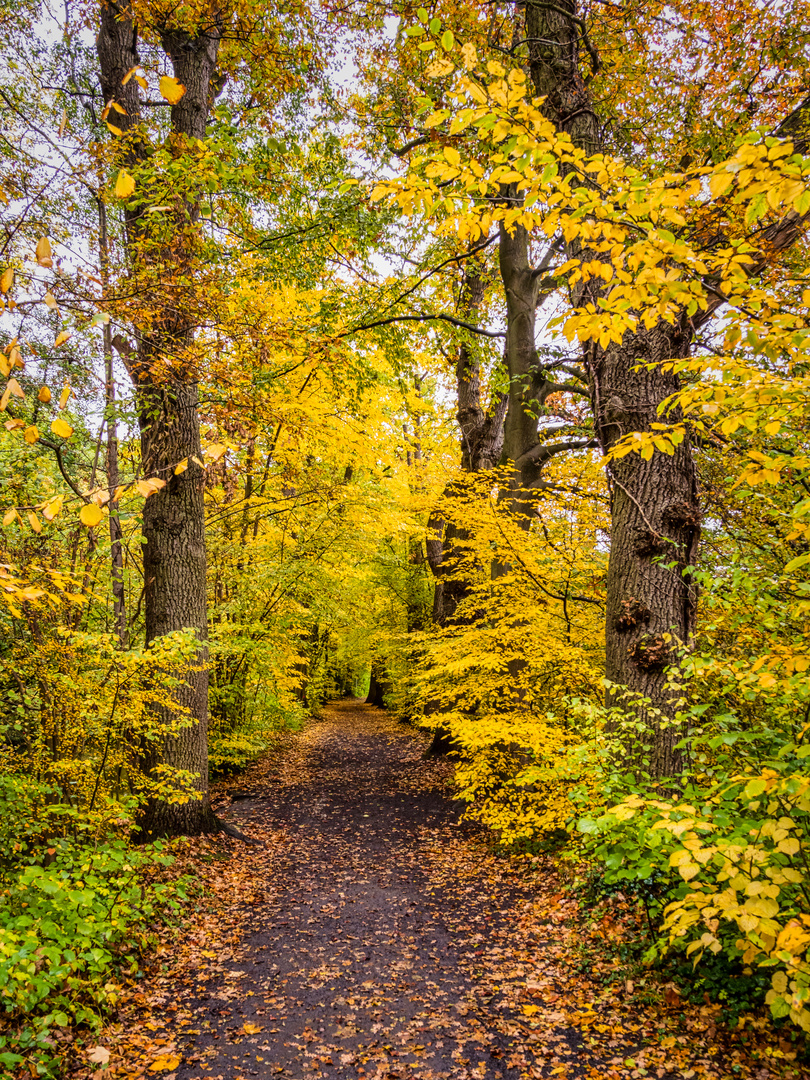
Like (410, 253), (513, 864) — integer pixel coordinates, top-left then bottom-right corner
(344, 313), (505, 339)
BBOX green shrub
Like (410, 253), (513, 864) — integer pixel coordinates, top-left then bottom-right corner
(0, 776), (187, 1076)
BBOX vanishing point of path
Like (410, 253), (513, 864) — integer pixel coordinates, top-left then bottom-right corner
(123, 702), (804, 1080)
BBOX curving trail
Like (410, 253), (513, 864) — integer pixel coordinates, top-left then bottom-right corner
(127, 701), (800, 1080)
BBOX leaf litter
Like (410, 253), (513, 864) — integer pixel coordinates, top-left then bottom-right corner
(72, 701), (809, 1080)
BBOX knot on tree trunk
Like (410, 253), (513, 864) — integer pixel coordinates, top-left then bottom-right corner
(632, 529), (670, 558)
(614, 597), (652, 633)
(628, 633), (674, 672)
(662, 500), (702, 531)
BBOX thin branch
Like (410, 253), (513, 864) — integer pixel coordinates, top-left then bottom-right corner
(344, 313), (505, 339)
(36, 439), (85, 500)
(390, 135), (432, 158)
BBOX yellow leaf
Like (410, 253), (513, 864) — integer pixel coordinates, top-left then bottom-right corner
(28, 512), (42, 534)
(115, 170), (136, 199)
(522, 1005), (539, 1016)
(159, 75), (186, 105)
(50, 417), (73, 439)
(205, 443), (227, 463)
(678, 861), (700, 881)
(54, 331), (71, 347)
(135, 74), (148, 90)
(42, 496), (63, 522)
(778, 837), (801, 855)
(2, 508), (17, 526)
(122, 67), (139, 86)
(109, 101), (126, 115)
(79, 503), (103, 527)
(43, 292), (58, 310)
(709, 172), (734, 200)
(23, 425), (39, 444)
(0, 267), (12, 293)
(38, 386), (51, 403)
(106, 123), (123, 136)
(137, 478), (167, 497)
(0, 355), (9, 379)
(58, 386), (71, 409)
(243, 1023), (263, 1034)
(460, 43), (477, 68)
(444, 146), (460, 166)
(149, 1054), (181, 1072)
(174, 458), (189, 475)
(36, 237), (52, 268)
(7, 378), (24, 400)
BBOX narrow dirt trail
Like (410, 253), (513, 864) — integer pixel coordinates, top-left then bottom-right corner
(139, 702), (804, 1080)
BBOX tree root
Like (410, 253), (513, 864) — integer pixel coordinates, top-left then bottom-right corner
(216, 816), (262, 845)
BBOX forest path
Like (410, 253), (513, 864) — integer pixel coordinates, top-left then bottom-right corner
(138, 702), (770, 1080)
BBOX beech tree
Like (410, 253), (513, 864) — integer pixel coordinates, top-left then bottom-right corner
(521, 0), (810, 774)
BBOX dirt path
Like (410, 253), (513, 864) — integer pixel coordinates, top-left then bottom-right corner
(131, 702), (806, 1080)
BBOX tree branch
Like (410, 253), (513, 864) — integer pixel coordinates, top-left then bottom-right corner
(344, 313), (505, 339)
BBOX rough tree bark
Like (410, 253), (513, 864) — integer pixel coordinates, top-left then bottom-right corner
(98, 196), (127, 647)
(97, 0), (222, 833)
(524, 0), (700, 776)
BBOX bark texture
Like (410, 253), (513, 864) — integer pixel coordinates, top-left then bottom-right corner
(594, 327), (699, 777)
(98, 0), (222, 833)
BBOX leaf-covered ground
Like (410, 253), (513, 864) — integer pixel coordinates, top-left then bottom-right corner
(80, 702), (808, 1080)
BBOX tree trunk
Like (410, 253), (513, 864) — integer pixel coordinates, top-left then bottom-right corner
(98, 196), (127, 648)
(366, 662), (390, 708)
(138, 381), (216, 834)
(524, 0), (700, 777)
(424, 263), (506, 755)
(595, 328), (699, 777)
(427, 264), (507, 626)
(97, 1), (222, 833)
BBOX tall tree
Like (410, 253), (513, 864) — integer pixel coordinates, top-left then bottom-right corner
(97, 0), (222, 834)
(523, 0), (807, 775)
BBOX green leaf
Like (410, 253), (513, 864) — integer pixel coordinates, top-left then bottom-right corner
(745, 191), (768, 226)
